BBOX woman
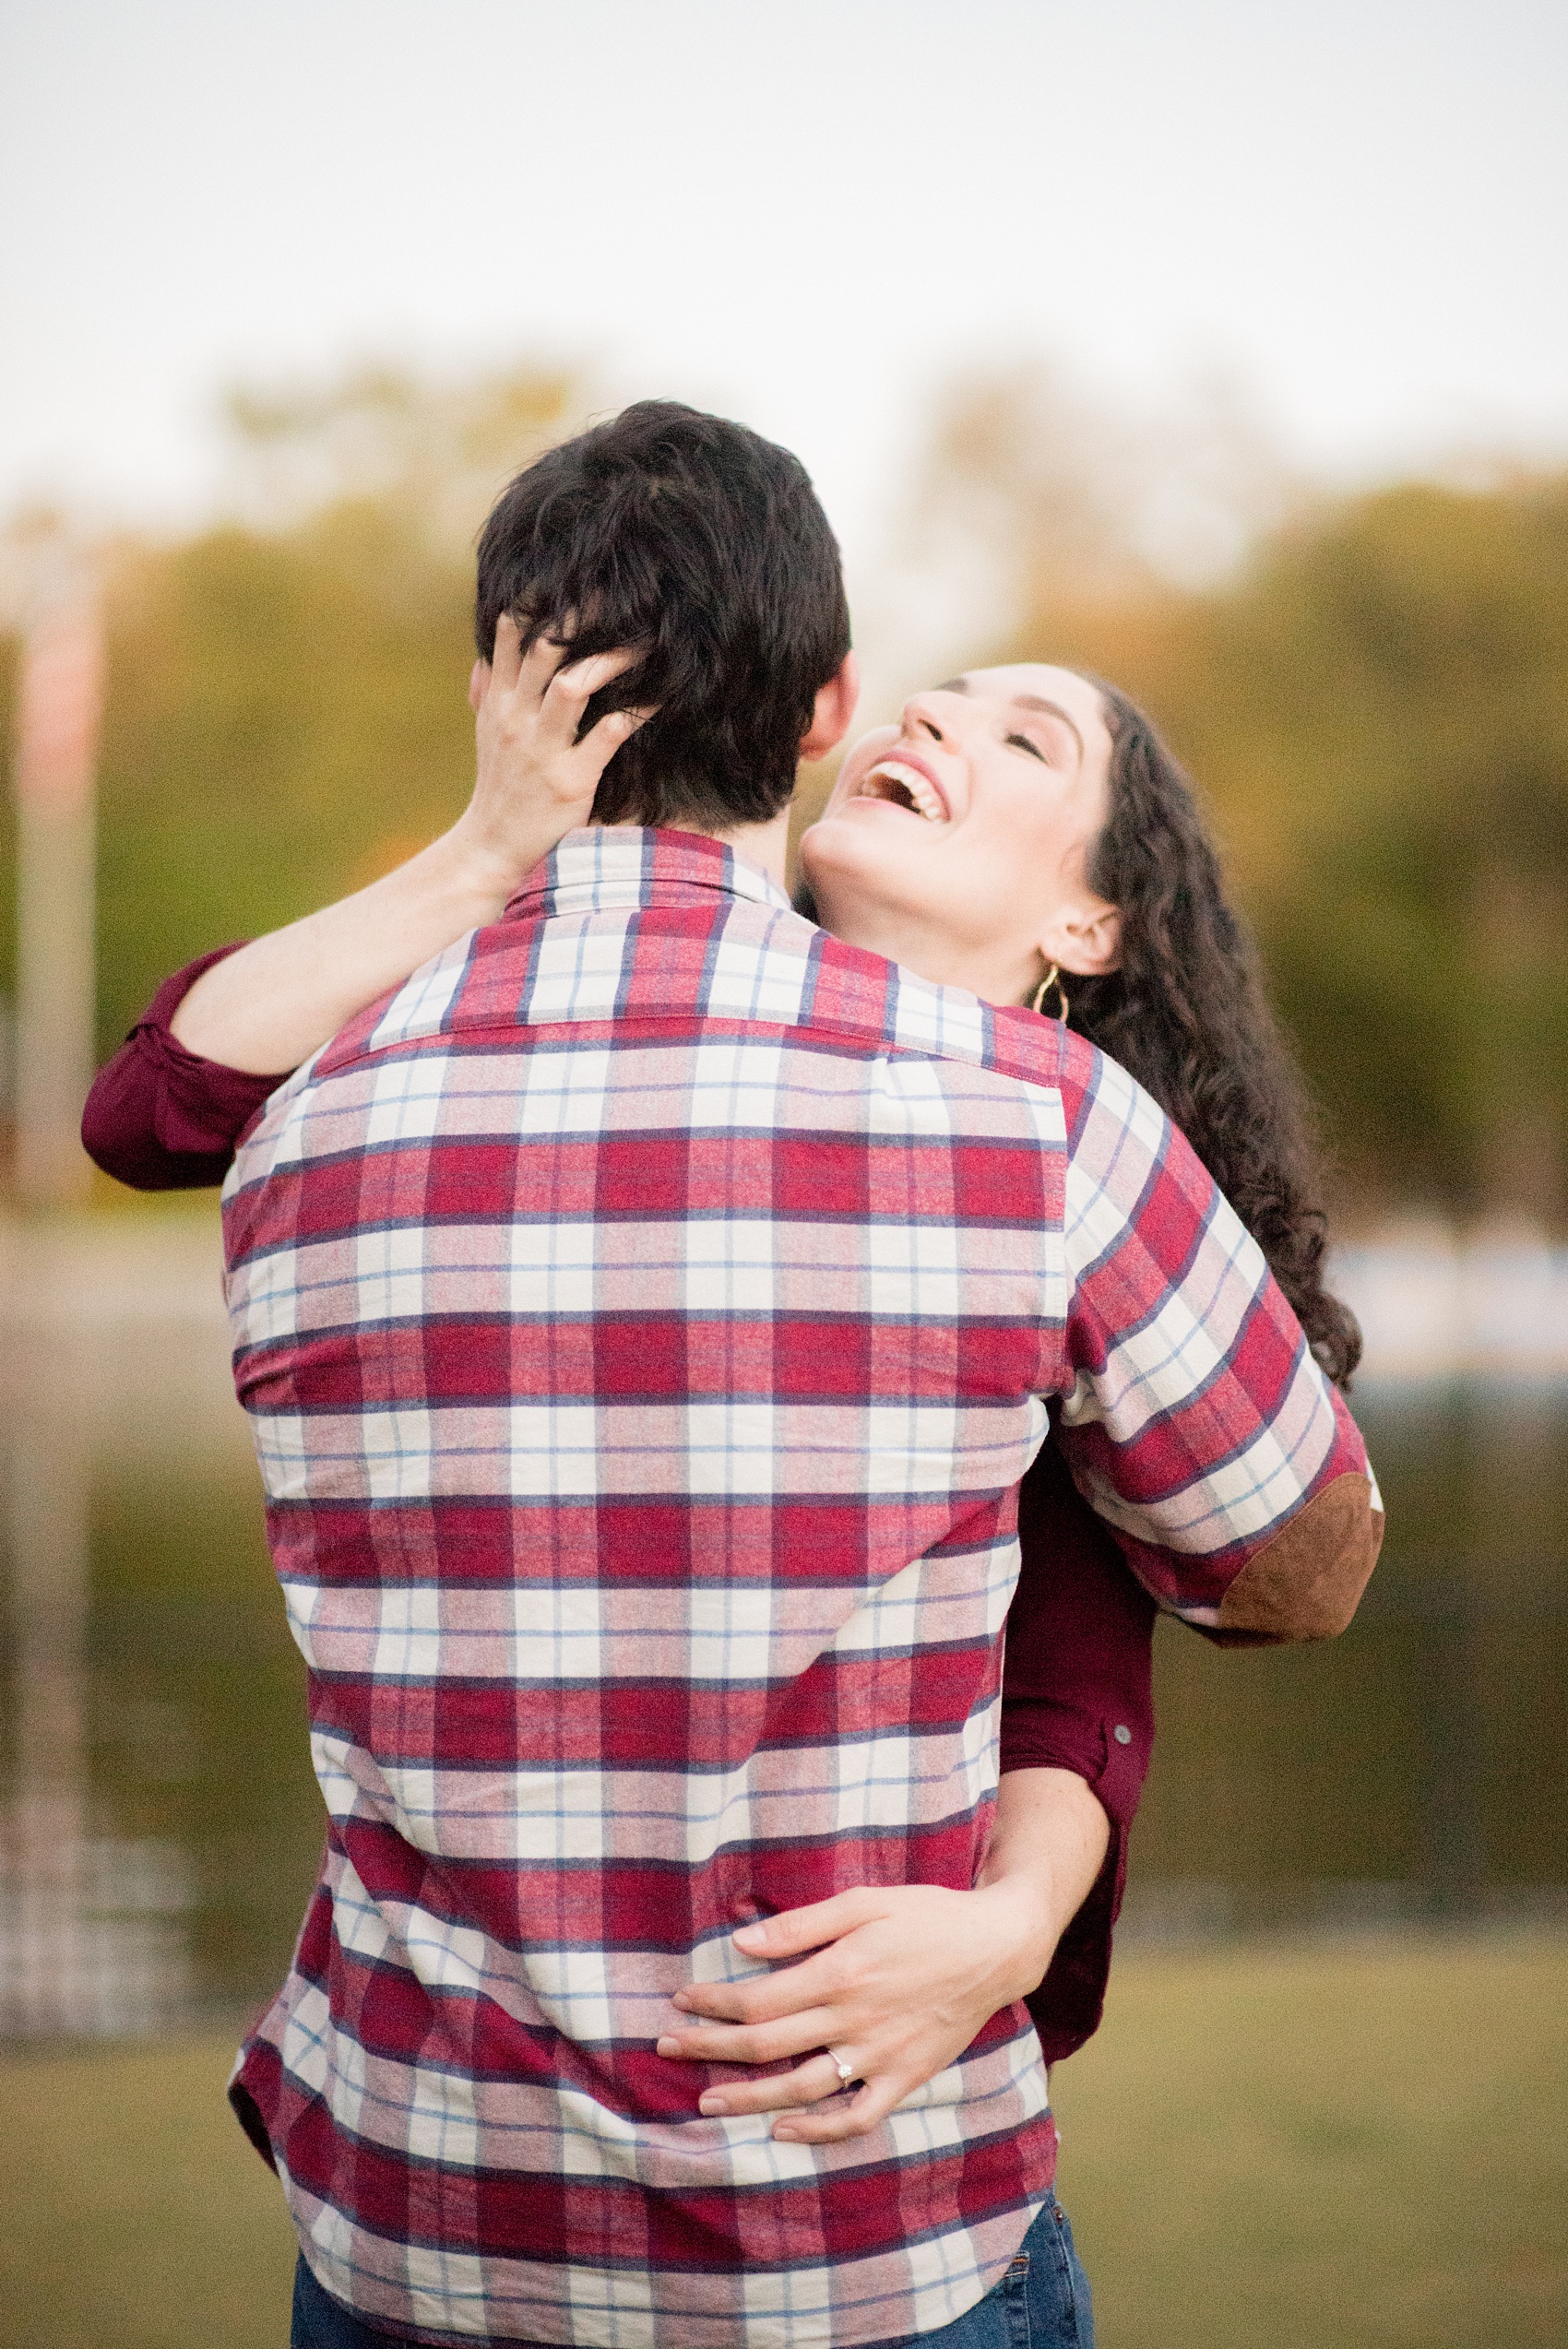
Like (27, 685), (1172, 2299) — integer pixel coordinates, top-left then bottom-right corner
(83, 634), (1361, 2303)
(799, 658), (1360, 1388)
(636, 658), (1363, 2130)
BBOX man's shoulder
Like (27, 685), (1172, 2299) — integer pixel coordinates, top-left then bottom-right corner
(299, 896), (1087, 1107)
(986, 1002), (1101, 1097)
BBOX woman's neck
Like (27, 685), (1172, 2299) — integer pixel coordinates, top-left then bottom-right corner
(814, 902), (1039, 1009)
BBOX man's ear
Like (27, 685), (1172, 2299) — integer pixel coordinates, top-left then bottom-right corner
(1041, 896), (1123, 979)
(799, 652), (860, 764)
(469, 658), (490, 714)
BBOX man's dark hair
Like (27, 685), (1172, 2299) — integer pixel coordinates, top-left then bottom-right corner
(475, 401), (851, 831)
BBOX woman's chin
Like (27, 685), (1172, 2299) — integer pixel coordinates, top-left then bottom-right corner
(803, 808), (921, 882)
(799, 822), (868, 898)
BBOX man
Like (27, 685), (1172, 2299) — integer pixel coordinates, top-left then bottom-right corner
(201, 403), (1378, 2346)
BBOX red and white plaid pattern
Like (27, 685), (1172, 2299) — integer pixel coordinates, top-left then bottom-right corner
(222, 830), (1369, 2347)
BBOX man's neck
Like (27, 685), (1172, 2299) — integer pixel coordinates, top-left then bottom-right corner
(602, 808), (791, 895)
(702, 807), (790, 893)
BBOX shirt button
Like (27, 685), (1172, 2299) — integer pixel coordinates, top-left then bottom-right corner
(1112, 1724), (1134, 1745)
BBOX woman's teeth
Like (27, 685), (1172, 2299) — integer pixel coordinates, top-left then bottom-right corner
(862, 761), (946, 822)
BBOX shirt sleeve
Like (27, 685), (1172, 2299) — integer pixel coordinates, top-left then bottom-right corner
(1001, 1433), (1156, 2063)
(1052, 1036), (1384, 1643)
(80, 946), (286, 1190)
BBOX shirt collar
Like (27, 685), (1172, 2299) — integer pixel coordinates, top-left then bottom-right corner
(506, 827), (793, 922)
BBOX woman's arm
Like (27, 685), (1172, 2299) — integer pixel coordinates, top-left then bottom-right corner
(654, 1441), (1156, 2136)
(170, 622), (644, 1071)
(80, 945), (281, 1189)
(656, 1763), (1109, 2144)
(1004, 1438), (1157, 2063)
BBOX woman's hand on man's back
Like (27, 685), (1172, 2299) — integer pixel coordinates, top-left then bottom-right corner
(656, 1767), (1109, 2143)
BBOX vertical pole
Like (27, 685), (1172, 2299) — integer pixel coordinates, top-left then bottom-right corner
(12, 587), (103, 1208)
(4, 576), (102, 2021)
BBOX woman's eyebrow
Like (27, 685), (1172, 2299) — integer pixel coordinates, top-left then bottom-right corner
(936, 675), (1085, 759)
(1009, 694), (1084, 758)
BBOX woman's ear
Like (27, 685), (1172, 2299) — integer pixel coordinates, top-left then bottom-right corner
(799, 652), (861, 763)
(1042, 896), (1123, 978)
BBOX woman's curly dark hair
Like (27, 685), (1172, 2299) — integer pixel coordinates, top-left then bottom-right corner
(1064, 680), (1362, 1391)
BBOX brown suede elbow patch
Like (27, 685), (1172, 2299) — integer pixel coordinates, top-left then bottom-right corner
(1216, 1473), (1384, 1642)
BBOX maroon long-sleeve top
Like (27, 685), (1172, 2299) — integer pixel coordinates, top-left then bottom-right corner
(83, 948), (1158, 2061)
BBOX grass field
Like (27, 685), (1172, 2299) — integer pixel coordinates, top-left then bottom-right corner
(2, 1931), (1563, 2349)
(1051, 1930), (1567, 2346)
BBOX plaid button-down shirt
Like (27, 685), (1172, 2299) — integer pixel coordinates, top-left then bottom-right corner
(222, 830), (1375, 2348)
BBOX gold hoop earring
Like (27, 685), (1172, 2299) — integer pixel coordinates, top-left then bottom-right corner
(1030, 964), (1069, 1024)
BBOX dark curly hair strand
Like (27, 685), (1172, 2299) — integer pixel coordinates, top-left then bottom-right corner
(1061, 680), (1361, 1390)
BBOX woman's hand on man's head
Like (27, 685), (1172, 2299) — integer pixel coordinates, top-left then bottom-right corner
(450, 615), (652, 896)
(166, 616), (653, 1076)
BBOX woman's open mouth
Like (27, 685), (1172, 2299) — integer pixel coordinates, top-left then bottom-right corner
(854, 759), (948, 823)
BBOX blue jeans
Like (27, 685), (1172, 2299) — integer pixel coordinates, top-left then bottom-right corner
(291, 2197), (1093, 2349)
(898, 2199), (1094, 2349)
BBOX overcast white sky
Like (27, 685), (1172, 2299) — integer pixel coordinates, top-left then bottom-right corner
(3, 0), (1566, 579)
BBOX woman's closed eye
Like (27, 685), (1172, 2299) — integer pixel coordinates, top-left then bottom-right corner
(1004, 731), (1049, 763)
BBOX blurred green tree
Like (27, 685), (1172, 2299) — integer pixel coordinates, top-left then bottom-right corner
(1028, 481), (1568, 1224)
(3, 365), (580, 1061)
(919, 366), (1568, 1226)
(93, 501), (475, 1053)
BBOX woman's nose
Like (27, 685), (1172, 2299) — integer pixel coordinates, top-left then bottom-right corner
(900, 692), (947, 743)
